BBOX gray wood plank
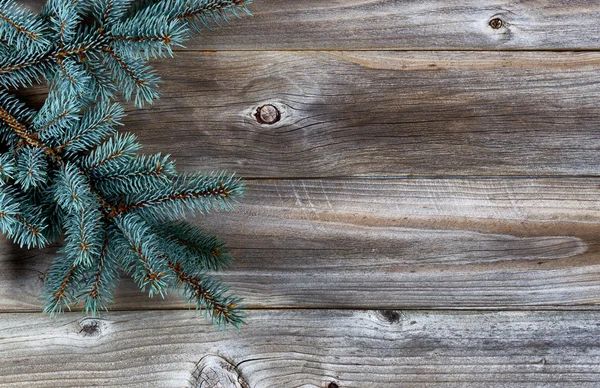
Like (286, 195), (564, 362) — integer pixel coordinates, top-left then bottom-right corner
(2, 178), (600, 311)
(15, 52), (600, 177)
(19, 0), (600, 50)
(1, 309), (600, 387)
(116, 51), (600, 177)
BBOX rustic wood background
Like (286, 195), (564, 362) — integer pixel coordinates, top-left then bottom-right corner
(2, 1), (600, 387)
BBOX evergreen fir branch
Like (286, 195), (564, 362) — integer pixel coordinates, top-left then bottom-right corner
(15, 146), (48, 190)
(79, 132), (141, 174)
(130, 0), (253, 32)
(53, 34), (109, 60)
(92, 153), (176, 201)
(113, 212), (172, 297)
(0, 127), (19, 149)
(54, 164), (105, 265)
(0, 91), (60, 160)
(41, 0), (92, 20)
(102, 45), (161, 107)
(152, 220), (232, 272)
(61, 208), (103, 267)
(93, 0), (132, 32)
(0, 88), (36, 124)
(80, 55), (117, 101)
(0, 37), (104, 90)
(110, 14), (187, 60)
(43, 0), (81, 47)
(55, 100), (124, 154)
(33, 89), (80, 144)
(0, 39), (11, 57)
(0, 186), (49, 248)
(52, 56), (91, 97)
(42, 254), (84, 314)
(78, 54), (117, 102)
(12, 211), (48, 248)
(167, 259), (244, 328)
(81, 228), (120, 315)
(120, 171), (244, 221)
(54, 162), (97, 212)
(95, 152), (174, 180)
(0, 152), (16, 183)
(0, 50), (53, 89)
(0, 0), (49, 49)
(170, 0), (252, 33)
(0, 186), (20, 234)
(43, 198), (64, 243)
(0, 0), (252, 328)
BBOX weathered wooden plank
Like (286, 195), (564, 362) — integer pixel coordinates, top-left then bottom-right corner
(2, 178), (600, 311)
(20, 0), (600, 50)
(15, 52), (600, 177)
(1, 309), (600, 387)
(117, 51), (600, 177)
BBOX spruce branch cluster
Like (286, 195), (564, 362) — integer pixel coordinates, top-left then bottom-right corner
(0, 0), (252, 328)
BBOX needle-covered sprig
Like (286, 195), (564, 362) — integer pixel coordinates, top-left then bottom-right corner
(0, 0), (252, 107)
(0, 0), (252, 329)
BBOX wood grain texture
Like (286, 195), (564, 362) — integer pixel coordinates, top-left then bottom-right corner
(14, 50), (600, 177)
(1, 178), (599, 311)
(9, 2), (600, 386)
(108, 51), (600, 177)
(2, 309), (600, 387)
(19, 0), (600, 50)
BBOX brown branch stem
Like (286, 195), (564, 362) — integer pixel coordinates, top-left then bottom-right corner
(117, 184), (230, 215)
(167, 260), (237, 323)
(0, 10), (40, 40)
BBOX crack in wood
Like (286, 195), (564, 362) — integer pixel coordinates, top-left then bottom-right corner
(190, 355), (249, 388)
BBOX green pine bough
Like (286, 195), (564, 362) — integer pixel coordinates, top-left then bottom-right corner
(0, 0), (252, 328)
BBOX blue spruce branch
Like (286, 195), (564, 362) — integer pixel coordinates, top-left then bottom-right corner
(0, 0), (252, 328)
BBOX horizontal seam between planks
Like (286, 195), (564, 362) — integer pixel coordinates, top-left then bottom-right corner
(1, 306), (600, 313)
(172, 48), (600, 53)
(239, 175), (600, 181)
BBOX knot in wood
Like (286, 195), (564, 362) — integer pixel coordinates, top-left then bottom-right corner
(255, 104), (281, 125)
(489, 18), (503, 29)
(78, 318), (102, 337)
(328, 383), (340, 388)
(379, 310), (403, 324)
(190, 355), (249, 388)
